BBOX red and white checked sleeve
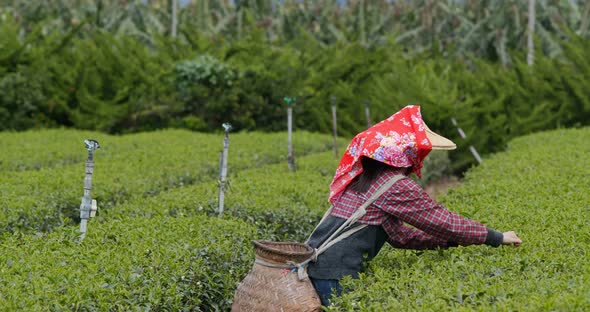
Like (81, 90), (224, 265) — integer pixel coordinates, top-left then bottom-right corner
(384, 219), (452, 250)
(377, 178), (488, 247)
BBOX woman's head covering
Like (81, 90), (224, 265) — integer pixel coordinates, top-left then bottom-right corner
(328, 105), (455, 202)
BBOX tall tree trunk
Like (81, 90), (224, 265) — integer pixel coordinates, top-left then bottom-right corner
(527, 0), (535, 66)
(580, 0), (590, 37)
(95, 0), (103, 28)
(171, 0), (178, 38)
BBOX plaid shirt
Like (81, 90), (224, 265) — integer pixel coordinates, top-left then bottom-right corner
(330, 168), (488, 249)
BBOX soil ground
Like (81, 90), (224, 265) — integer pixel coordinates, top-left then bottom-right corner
(424, 176), (461, 200)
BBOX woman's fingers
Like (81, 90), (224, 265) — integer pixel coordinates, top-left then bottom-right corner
(502, 231), (522, 246)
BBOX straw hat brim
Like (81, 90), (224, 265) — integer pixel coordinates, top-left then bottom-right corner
(423, 122), (457, 150)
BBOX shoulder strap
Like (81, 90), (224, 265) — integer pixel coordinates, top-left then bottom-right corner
(306, 174), (404, 257)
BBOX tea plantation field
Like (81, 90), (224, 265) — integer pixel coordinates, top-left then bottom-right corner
(331, 127), (590, 311)
(0, 127), (588, 311)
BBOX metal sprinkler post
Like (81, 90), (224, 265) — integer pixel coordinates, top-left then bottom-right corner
(79, 139), (100, 241)
(284, 97), (296, 171)
(451, 118), (483, 164)
(218, 123), (232, 216)
(331, 96), (338, 158)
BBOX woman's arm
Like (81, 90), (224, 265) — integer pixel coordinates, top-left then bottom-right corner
(379, 178), (508, 247)
(385, 219), (508, 249)
(385, 219), (455, 250)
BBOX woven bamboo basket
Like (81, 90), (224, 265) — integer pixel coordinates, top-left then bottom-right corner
(231, 240), (322, 312)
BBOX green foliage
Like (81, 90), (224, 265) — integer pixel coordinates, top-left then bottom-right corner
(0, 127), (588, 309)
(107, 151), (342, 242)
(172, 54), (258, 130)
(1, 1), (590, 309)
(219, 32), (311, 131)
(297, 41), (401, 137)
(0, 71), (48, 130)
(0, 129), (97, 171)
(49, 31), (176, 133)
(175, 55), (238, 90)
(447, 51), (590, 172)
(0, 215), (258, 311)
(0, 19), (50, 130)
(329, 127), (590, 311)
(0, 129), (345, 310)
(0, 129), (340, 235)
(1, 15), (589, 173)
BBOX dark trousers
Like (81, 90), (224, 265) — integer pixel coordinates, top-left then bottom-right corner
(310, 278), (342, 307)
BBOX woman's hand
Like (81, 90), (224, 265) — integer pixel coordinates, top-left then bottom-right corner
(502, 231), (522, 247)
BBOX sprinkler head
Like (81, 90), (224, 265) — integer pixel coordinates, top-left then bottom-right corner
(283, 97), (296, 106)
(84, 139), (100, 152)
(222, 123), (233, 132)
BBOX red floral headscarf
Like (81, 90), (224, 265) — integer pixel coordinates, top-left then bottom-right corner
(329, 105), (432, 202)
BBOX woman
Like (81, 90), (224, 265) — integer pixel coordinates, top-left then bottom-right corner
(306, 105), (522, 306)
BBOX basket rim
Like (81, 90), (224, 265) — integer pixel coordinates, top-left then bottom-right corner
(253, 240), (315, 257)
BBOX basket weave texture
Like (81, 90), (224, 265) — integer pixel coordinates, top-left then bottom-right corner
(231, 240), (322, 312)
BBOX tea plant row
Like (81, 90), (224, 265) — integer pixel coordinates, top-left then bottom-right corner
(1, 127), (587, 310)
(0, 215), (257, 311)
(0, 148), (341, 310)
(0, 129), (345, 234)
(106, 151), (340, 241)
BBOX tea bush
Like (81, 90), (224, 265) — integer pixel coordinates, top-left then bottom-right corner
(0, 129), (340, 172)
(103, 147), (450, 242)
(329, 127), (590, 311)
(0, 127), (587, 310)
(106, 151), (339, 242)
(0, 215), (257, 311)
(0, 129), (344, 234)
(0, 129), (98, 171)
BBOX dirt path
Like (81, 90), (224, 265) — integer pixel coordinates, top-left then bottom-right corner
(424, 176), (461, 200)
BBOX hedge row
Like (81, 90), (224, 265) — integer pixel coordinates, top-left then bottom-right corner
(0, 215), (257, 311)
(105, 150), (339, 242)
(0, 128), (341, 172)
(0, 129), (98, 171)
(0, 129), (345, 234)
(0, 150), (340, 310)
(329, 127), (590, 311)
(2, 18), (590, 174)
(0, 127), (587, 310)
